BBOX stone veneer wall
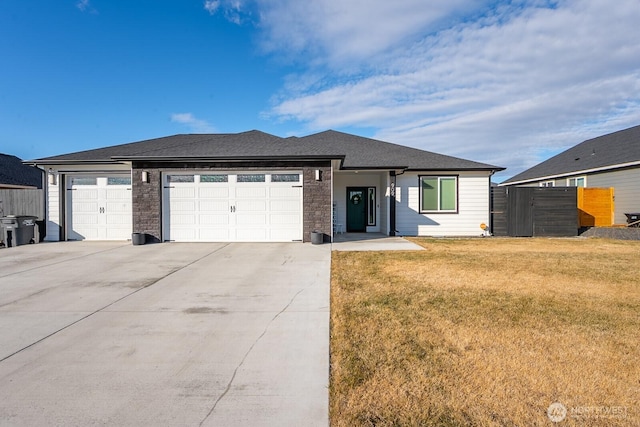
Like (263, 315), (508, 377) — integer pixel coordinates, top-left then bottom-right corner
(131, 168), (162, 243)
(302, 165), (332, 242)
(132, 162), (332, 243)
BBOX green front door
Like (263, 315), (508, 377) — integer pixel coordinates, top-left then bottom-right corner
(346, 188), (367, 232)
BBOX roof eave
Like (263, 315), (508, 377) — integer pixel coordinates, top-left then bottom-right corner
(339, 166), (504, 172)
(404, 166), (506, 172)
(112, 155), (344, 162)
(500, 160), (640, 186)
(24, 159), (126, 166)
(339, 166), (408, 171)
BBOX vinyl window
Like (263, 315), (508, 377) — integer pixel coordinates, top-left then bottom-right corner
(419, 175), (458, 213)
(567, 176), (586, 187)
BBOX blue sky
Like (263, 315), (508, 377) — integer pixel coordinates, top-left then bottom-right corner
(1, 0), (639, 181)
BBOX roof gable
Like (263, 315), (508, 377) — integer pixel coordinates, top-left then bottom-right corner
(502, 124), (640, 184)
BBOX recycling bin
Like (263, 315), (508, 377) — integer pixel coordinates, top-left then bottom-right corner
(1, 215), (38, 247)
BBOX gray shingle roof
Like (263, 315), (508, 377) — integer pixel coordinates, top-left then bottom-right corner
(502, 124), (640, 184)
(29, 130), (503, 171)
(0, 154), (44, 188)
(299, 130), (502, 170)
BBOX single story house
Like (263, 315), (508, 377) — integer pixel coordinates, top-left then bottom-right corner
(26, 130), (504, 243)
(500, 124), (640, 225)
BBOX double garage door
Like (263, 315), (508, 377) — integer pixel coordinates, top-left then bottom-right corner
(163, 172), (303, 242)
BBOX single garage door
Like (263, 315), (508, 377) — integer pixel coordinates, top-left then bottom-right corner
(163, 172), (303, 242)
(66, 175), (132, 240)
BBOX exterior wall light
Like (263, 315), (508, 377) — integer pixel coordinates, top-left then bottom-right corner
(315, 169), (322, 181)
(48, 168), (57, 185)
(141, 171), (149, 183)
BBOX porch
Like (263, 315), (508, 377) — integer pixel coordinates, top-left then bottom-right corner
(331, 232), (424, 251)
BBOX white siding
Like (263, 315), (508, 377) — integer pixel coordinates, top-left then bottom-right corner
(587, 168), (640, 224)
(45, 174), (60, 241)
(396, 171), (492, 237)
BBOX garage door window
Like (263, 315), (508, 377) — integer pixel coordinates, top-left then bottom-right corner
(71, 177), (97, 186)
(201, 174), (228, 183)
(168, 175), (195, 183)
(107, 177), (131, 185)
(237, 174), (265, 182)
(271, 174), (300, 182)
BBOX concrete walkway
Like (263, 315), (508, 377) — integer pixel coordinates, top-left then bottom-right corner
(0, 242), (330, 427)
(331, 233), (425, 251)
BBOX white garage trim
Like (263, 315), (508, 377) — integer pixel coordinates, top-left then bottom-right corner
(66, 174), (133, 241)
(162, 172), (303, 242)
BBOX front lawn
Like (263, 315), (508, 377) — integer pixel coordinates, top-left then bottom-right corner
(330, 238), (639, 426)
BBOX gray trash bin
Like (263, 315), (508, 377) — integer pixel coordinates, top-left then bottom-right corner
(132, 232), (146, 245)
(311, 231), (324, 245)
(1, 215), (38, 247)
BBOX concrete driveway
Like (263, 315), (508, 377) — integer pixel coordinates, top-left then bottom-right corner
(0, 242), (330, 426)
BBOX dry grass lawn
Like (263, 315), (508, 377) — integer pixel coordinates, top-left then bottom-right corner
(330, 238), (640, 426)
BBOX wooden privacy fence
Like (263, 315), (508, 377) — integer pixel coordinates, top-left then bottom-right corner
(491, 187), (578, 237)
(0, 189), (45, 219)
(577, 187), (614, 227)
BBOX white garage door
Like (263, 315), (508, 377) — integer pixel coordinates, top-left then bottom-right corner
(163, 172), (303, 242)
(67, 175), (132, 241)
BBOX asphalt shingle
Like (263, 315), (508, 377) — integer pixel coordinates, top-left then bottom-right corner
(29, 130), (503, 171)
(0, 154), (44, 188)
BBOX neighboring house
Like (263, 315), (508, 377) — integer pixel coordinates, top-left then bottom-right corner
(26, 130), (503, 243)
(500, 125), (640, 224)
(0, 154), (44, 189)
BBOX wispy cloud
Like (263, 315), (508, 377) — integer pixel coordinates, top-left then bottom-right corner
(204, 1), (220, 15)
(204, 0), (248, 24)
(256, 0), (481, 66)
(170, 113), (216, 133)
(76, 0), (97, 14)
(258, 0), (640, 179)
(206, 0), (640, 179)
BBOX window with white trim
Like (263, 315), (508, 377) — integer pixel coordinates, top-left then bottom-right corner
(539, 181), (555, 187)
(419, 175), (458, 213)
(567, 176), (586, 187)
